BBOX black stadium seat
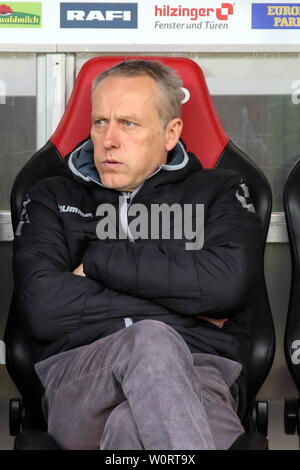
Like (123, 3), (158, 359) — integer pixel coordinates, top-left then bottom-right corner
(283, 160), (300, 439)
(4, 56), (275, 450)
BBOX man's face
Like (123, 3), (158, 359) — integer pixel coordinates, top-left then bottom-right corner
(91, 74), (182, 192)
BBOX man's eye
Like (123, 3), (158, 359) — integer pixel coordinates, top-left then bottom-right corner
(95, 119), (105, 126)
(124, 121), (135, 127)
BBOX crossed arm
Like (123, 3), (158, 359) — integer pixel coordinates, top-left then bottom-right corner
(72, 263), (227, 328)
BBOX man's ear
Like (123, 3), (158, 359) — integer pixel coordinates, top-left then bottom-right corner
(165, 118), (183, 152)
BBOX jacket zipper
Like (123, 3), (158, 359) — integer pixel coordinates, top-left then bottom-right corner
(120, 191), (135, 242)
(122, 191), (134, 328)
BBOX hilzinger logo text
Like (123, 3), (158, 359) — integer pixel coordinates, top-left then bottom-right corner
(154, 3), (234, 21)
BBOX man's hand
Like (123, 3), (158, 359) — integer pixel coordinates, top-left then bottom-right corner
(73, 263), (86, 277)
(197, 316), (228, 328)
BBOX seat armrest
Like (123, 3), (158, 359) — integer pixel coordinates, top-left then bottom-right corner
(14, 429), (267, 451)
(229, 432), (268, 450)
(14, 429), (60, 450)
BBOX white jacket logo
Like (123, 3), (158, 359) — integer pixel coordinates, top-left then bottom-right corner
(235, 181), (255, 213)
(58, 205), (93, 218)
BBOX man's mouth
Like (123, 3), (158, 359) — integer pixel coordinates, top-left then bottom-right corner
(101, 159), (124, 167)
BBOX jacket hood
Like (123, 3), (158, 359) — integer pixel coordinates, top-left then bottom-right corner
(67, 138), (190, 188)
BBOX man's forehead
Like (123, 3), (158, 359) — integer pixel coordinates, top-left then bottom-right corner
(93, 75), (159, 100)
(92, 75), (160, 113)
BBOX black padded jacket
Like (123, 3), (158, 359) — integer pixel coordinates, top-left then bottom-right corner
(13, 140), (264, 387)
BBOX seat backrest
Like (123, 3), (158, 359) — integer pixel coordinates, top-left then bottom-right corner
(6, 56), (275, 426)
(52, 56), (228, 166)
(283, 160), (300, 391)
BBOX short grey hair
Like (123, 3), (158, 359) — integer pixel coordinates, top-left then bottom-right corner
(92, 59), (184, 127)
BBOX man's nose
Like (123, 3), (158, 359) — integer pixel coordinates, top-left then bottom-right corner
(102, 122), (120, 149)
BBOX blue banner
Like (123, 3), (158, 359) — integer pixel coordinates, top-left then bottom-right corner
(252, 3), (300, 29)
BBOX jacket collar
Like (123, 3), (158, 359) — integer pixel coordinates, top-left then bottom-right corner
(67, 138), (190, 188)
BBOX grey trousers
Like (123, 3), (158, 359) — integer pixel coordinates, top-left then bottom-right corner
(34, 319), (244, 450)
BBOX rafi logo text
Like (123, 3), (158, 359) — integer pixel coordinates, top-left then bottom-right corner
(60, 2), (138, 28)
